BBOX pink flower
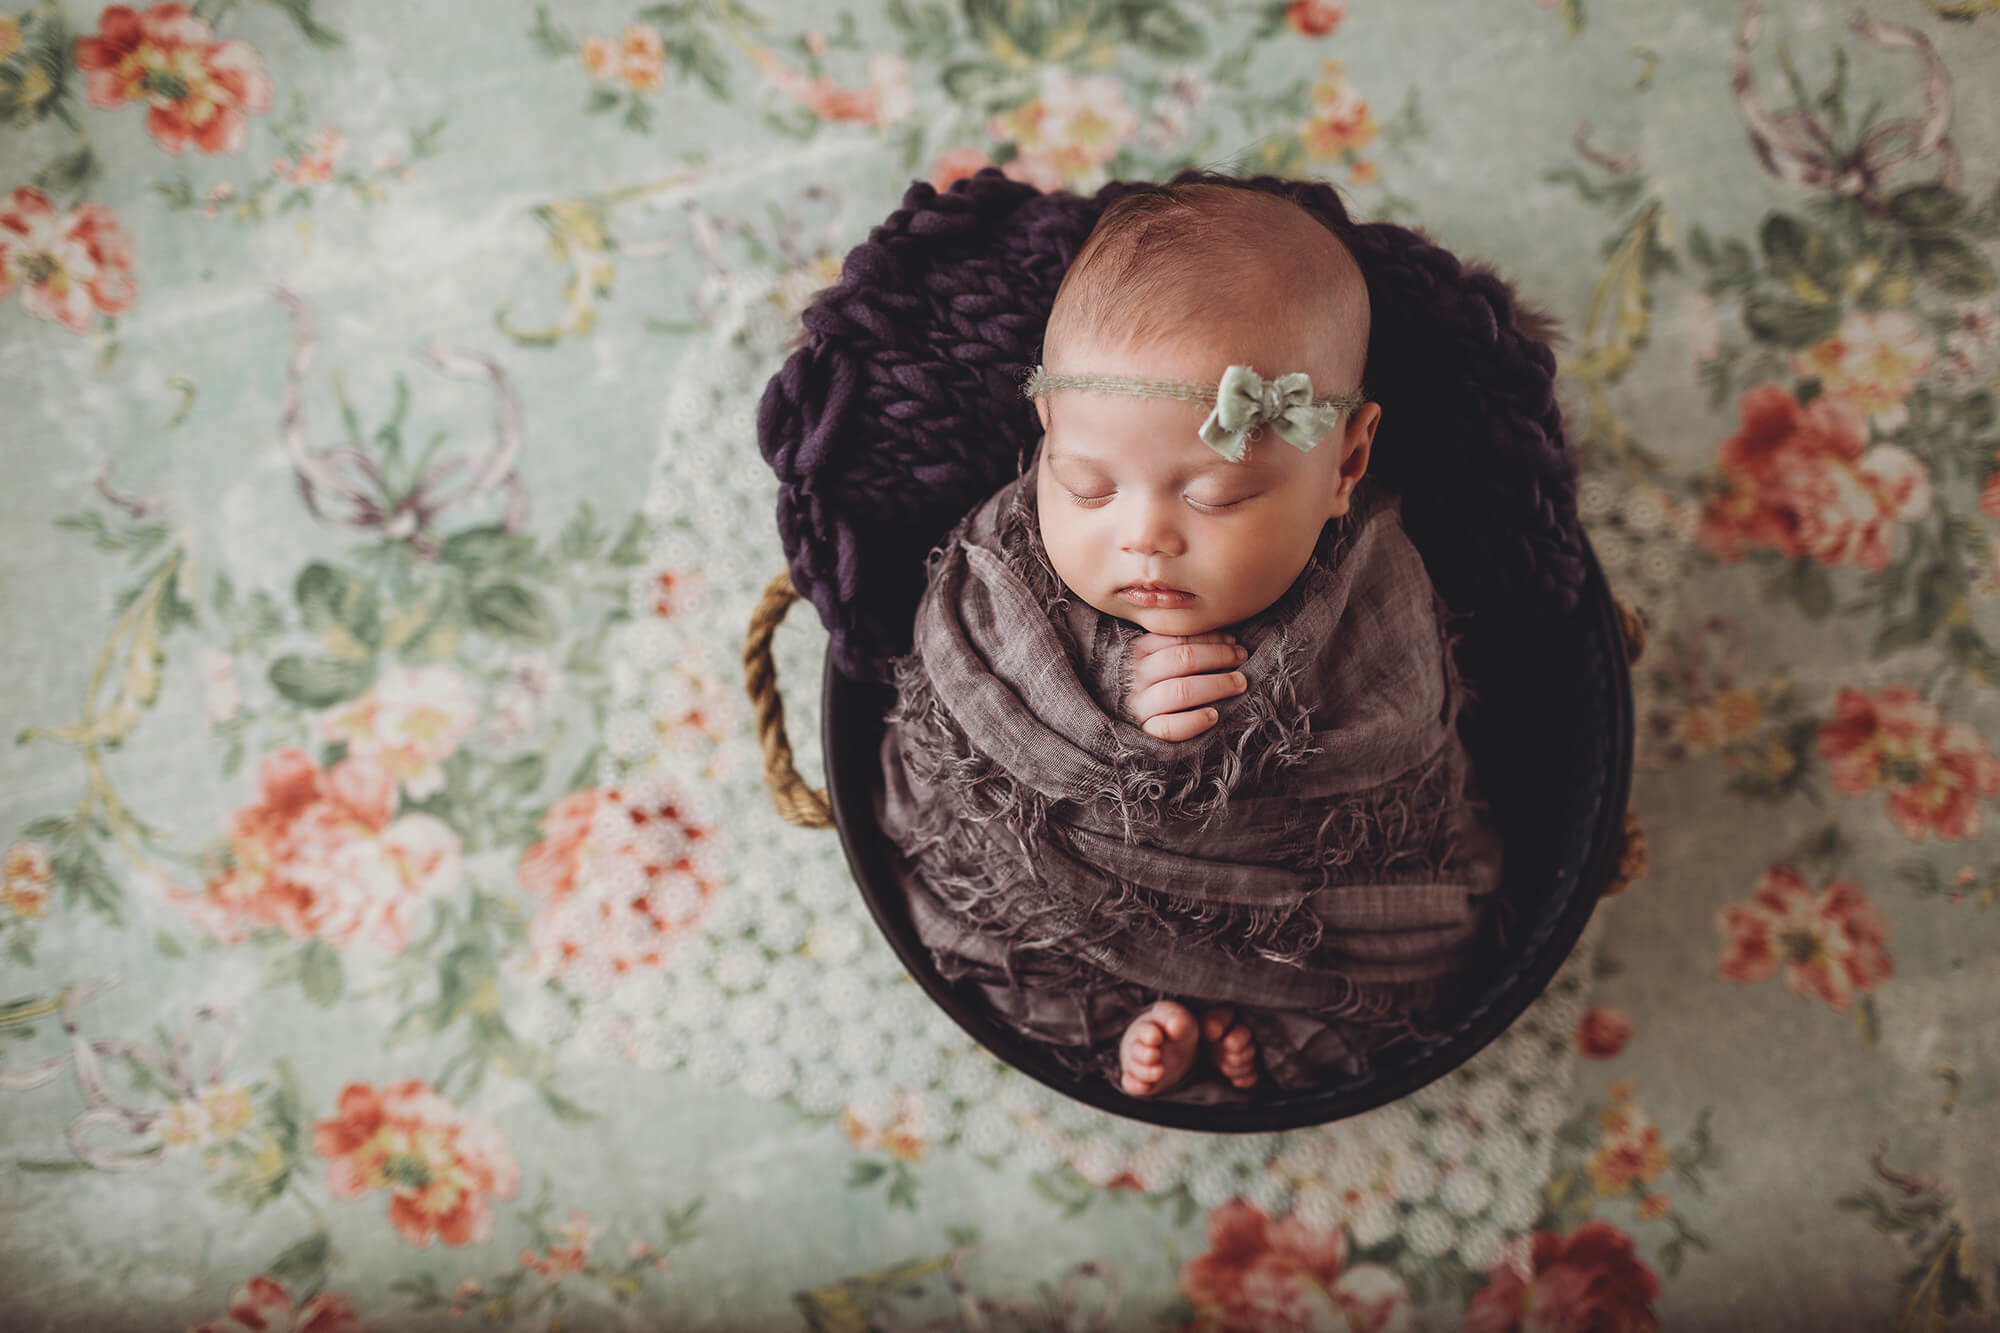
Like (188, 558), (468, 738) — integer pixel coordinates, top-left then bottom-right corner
(0, 186), (137, 331)
(1300, 63), (1377, 162)
(521, 1210), (594, 1279)
(579, 35), (618, 81)
(1584, 1083), (1670, 1198)
(618, 23), (665, 93)
(1981, 461), (2000, 523)
(517, 782), (718, 988)
(1575, 1007), (1632, 1059)
(840, 1089), (928, 1163)
(1181, 1199), (1409, 1333)
(1465, 1223), (1660, 1333)
(752, 47), (913, 127)
(199, 645), (242, 726)
(1817, 686), (2000, 840)
(314, 1080), (519, 1248)
(1286, 0), (1346, 37)
(3, 840), (52, 919)
(1717, 864), (1892, 1011)
(318, 665), (478, 799)
(75, 3), (273, 155)
(929, 146), (995, 192)
(191, 1275), (363, 1333)
(1792, 310), (1934, 430)
(274, 126), (344, 185)
(165, 748), (460, 951)
(990, 69), (1137, 190)
(1700, 382), (1931, 572)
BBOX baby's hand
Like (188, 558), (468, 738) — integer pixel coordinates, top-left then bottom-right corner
(1124, 632), (1249, 742)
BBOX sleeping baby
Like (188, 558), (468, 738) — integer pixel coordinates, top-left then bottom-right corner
(877, 179), (1502, 1101)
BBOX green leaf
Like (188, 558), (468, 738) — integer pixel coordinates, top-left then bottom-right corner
(256, 0), (344, 47)
(30, 144), (100, 204)
(296, 562), (382, 655)
(493, 754), (546, 796)
(1887, 185), (1966, 229)
(155, 931), (185, 959)
(608, 514), (649, 566)
(440, 525), (536, 572)
(940, 61), (1001, 102)
(1872, 618), (1927, 659)
(678, 30), (730, 99)
(269, 655), (376, 708)
(1913, 562), (1958, 636)
(1909, 230), (1996, 296)
(469, 582), (558, 645)
(848, 1160), (887, 1185)
(1791, 561), (1834, 620)
(1742, 293), (1840, 349)
(382, 582), (464, 660)
(1124, 5), (1204, 60)
(300, 939), (344, 1007)
(1758, 214), (1838, 293)
(264, 1229), (334, 1289)
(528, 4), (575, 56)
(52, 835), (123, 924)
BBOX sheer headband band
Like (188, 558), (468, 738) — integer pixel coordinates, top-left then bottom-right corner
(1023, 364), (1364, 463)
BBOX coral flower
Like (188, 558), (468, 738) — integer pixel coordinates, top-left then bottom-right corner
(1717, 864), (1892, 1010)
(1465, 1222), (1660, 1333)
(314, 1079), (519, 1247)
(75, 4), (273, 155)
(0, 187), (137, 331)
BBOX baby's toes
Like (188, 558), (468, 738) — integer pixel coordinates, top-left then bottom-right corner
(1220, 1027), (1258, 1084)
(1156, 1004), (1197, 1044)
(1200, 1006), (1236, 1045)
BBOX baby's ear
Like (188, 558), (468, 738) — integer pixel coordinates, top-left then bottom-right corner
(1328, 402), (1381, 518)
(1034, 397), (1051, 431)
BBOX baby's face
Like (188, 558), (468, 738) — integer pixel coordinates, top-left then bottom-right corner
(1035, 344), (1377, 636)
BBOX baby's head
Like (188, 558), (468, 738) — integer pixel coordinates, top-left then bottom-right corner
(1029, 180), (1380, 635)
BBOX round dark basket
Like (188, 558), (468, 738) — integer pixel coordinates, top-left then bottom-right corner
(818, 539), (1634, 1134)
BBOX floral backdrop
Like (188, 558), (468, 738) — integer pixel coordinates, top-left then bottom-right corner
(2, 0), (1998, 1329)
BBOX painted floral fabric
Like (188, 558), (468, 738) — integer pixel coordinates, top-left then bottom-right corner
(2, 1), (1997, 1330)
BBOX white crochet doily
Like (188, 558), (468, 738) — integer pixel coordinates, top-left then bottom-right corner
(514, 274), (1646, 1270)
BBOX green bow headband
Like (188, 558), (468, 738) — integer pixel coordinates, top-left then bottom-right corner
(1023, 364), (1364, 463)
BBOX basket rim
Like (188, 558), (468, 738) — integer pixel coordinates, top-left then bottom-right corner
(820, 541), (1634, 1134)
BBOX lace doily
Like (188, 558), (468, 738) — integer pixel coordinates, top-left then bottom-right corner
(513, 274), (1626, 1269)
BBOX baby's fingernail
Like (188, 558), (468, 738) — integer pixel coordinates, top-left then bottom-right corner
(1205, 708), (1218, 721)
(1233, 646), (1248, 662)
(1230, 673), (1245, 689)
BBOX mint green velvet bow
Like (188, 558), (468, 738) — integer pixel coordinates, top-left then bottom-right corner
(1197, 365), (1348, 463)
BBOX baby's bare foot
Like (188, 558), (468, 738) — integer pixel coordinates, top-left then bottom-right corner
(1119, 1001), (1199, 1097)
(1202, 1006), (1259, 1089)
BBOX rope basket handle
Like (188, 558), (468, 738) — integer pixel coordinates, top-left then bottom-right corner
(743, 572), (833, 829)
(1608, 596), (1648, 895)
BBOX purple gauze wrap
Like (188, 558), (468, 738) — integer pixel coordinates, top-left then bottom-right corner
(756, 168), (1586, 686)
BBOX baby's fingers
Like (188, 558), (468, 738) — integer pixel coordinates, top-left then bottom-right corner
(1142, 707), (1221, 742)
(1129, 670), (1247, 724)
(1128, 640), (1247, 692)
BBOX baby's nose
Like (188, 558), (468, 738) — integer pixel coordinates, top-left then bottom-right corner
(1121, 496), (1186, 556)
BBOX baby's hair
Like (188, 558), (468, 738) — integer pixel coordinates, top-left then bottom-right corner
(1042, 173), (1371, 389)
